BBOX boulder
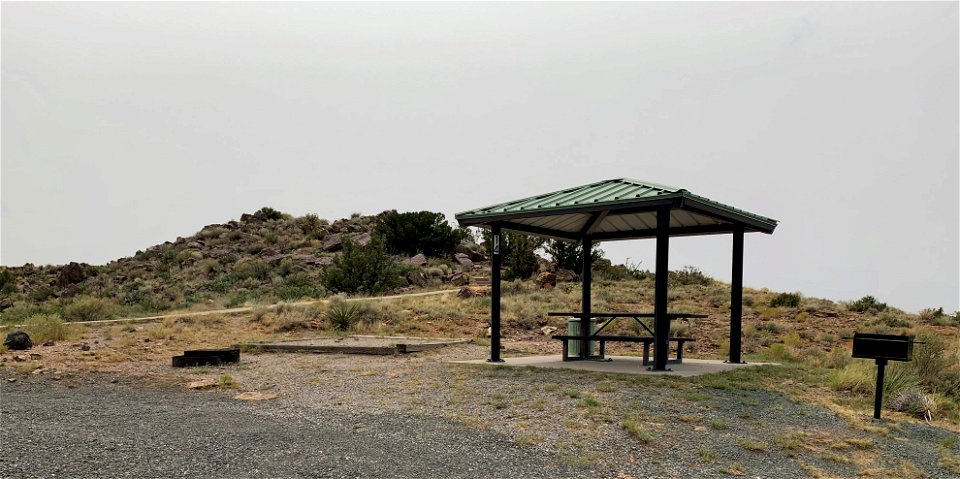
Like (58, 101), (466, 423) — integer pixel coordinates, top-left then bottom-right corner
(185, 241), (204, 249)
(353, 232), (372, 247)
(555, 269), (579, 282)
(541, 326), (558, 336)
(56, 262), (87, 287)
(455, 244), (486, 262)
(448, 272), (470, 286)
(0, 297), (13, 311)
(405, 271), (428, 287)
(536, 272), (556, 289)
(323, 234), (343, 252)
(453, 253), (474, 269)
(407, 254), (428, 267)
(59, 283), (82, 298)
(3, 331), (32, 350)
(457, 286), (490, 298)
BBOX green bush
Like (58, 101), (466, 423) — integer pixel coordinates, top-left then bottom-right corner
(374, 211), (466, 257)
(481, 231), (543, 280)
(23, 314), (76, 343)
(275, 273), (323, 301)
(234, 260), (272, 281)
(321, 238), (402, 295)
(770, 292), (802, 308)
(872, 310), (912, 328)
(324, 297), (367, 331)
(850, 295), (887, 314)
(668, 266), (713, 286)
(0, 269), (17, 295)
(29, 286), (54, 302)
(545, 240), (604, 273)
(63, 297), (116, 322)
(255, 207), (287, 221)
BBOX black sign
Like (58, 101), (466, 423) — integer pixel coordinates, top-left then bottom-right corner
(852, 333), (914, 362)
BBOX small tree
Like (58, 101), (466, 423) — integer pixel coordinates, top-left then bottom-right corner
(321, 238), (402, 295)
(545, 240), (605, 273)
(374, 211), (467, 257)
(481, 230), (544, 280)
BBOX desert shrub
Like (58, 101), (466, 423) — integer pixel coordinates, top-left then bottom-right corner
(756, 321), (784, 335)
(502, 279), (525, 296)
(479, 230), (544, 280)
(275, 273), (323, 301)
(872, 310), (912, 328)
(226, 292), (258, 308)
(29, 286), (54, 302)
(766, 343), (795, 362)
(504, 235), (543, 280)
(209, 274), (239, 293)
(850, 295), (887, 314)
(63, 297), (116, 322)
(909, 332), (956, 394)
(196, 259), (222, 278)
(918, 307), (945, 322)
(121, 279), (155, 306)
(374, 210), (466, 257)
(821, 347), (851, 369)
(828, 360), (918, 399)
(668, 266), (712, 286)
(829, 361), (874, 394)
(593, 263), (640, 282)
(545, 240), (605, 273)
(244, 243), (266, 255)
(324, 297), (367, 331)
(296, 213), (326, 236)
(321, 239), (402, 295)
(23, 314), (76, 343)
(770, 292), (802, 308)
(197, 226), (226, 240)
(0, 269), (17, 295)
(884, 363), (922, 399)
(234, 260), (272, 281)
(255, 207), (286, 221)
(889, 389), (938, 421)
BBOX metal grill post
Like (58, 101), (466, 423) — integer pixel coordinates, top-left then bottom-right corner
(488, 223), (503, 363)
(653, 206), (670, 371)
(729, 225), (744, 363)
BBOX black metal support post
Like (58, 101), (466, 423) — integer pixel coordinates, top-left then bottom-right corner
(488, 223), (503, 363)
(874, 358), (887, 419)
(653, 207), (670, 371)
(729, 226), (744, 364)
(580, 237), (593, 359)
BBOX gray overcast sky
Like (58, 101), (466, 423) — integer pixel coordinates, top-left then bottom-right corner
(2, 2), (957, 312)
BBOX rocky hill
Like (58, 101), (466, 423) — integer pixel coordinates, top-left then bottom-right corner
(0, 208), (481, 323)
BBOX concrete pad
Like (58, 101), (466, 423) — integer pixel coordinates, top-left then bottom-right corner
(453, 355), (775, 377)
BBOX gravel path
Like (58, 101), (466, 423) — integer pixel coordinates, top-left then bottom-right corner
(2, 344), (958, 478)
(0, 375), (577, 479)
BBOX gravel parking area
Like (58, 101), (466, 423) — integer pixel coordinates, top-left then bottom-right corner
(2, 344), (958, 478)
(0, 375), (576, 479)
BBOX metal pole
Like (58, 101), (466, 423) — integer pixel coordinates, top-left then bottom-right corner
(581, 237), (593, 359)
(653, 206), (670, 371)
(729, 226), (744, 364)
(488, 223), (503, 363)
(874, 358), (887, 419)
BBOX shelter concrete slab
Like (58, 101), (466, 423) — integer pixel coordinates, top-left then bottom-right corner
(454, 356), (774, 377)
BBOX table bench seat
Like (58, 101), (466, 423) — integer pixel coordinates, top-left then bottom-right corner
(552, 335), (695, 365)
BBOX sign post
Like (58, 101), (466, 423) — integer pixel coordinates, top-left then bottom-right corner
(851, 333), (918, 420)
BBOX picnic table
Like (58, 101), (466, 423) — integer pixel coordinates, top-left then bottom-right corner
(547, 312), (707, 364)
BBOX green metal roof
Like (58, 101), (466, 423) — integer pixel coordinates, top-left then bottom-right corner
(455, 178), (778, 241)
